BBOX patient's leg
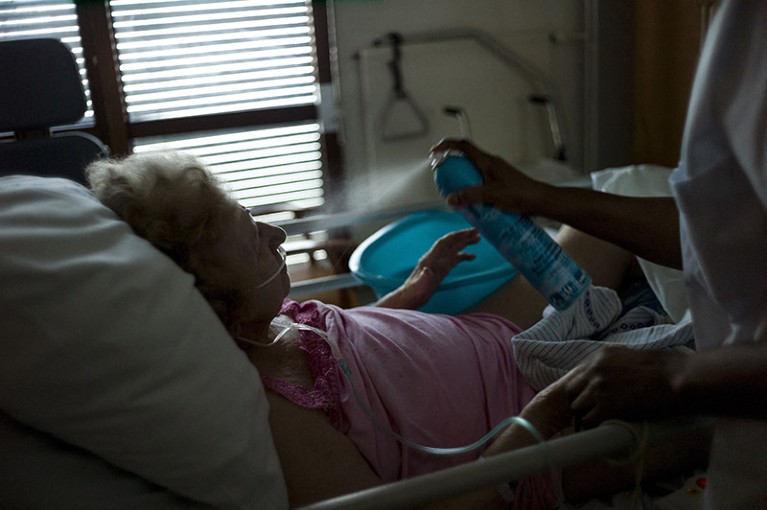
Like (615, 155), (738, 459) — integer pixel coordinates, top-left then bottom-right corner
(466, 225), (637, 329)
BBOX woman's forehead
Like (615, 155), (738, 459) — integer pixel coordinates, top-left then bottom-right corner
(237, 203), (254, 220)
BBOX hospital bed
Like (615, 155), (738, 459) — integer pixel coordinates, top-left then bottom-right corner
(0, 38), (705, 509)
(1, 173), (710, 509)
(1, 168), (709, 509)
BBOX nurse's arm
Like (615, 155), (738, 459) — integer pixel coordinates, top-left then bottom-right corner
(532, 187), (682, 270)
(566, 339), (767, 425)
(435, 139), (682, 270)
(671, 340), (767, 419)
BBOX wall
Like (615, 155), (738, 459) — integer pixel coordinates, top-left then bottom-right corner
(323, 0), (607, 217)
(632, 0), (713, 167)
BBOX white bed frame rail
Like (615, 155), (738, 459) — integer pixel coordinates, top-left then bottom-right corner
(297, 417), (711, 510)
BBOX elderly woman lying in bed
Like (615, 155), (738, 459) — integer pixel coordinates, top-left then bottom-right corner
(86, 152), (705, 509)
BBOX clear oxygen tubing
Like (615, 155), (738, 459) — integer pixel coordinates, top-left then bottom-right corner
(254, 246), (287, 289)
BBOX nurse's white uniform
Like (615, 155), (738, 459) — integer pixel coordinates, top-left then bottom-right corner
(671, 1), (767, 507)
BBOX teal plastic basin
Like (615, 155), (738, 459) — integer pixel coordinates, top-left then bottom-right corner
(349, 210), (518, 315)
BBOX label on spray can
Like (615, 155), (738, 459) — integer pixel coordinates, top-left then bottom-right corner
(433, 152), (591, 310)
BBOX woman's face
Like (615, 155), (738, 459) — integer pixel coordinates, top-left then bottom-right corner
(222, 204), (291, 324)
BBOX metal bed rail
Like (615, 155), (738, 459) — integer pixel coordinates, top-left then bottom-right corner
(297, 417), (712, 510)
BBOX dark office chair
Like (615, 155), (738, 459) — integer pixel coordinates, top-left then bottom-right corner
(0, 38), (108, 185)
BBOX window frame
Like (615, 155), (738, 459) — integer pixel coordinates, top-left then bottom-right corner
(72, 0), (343, 208)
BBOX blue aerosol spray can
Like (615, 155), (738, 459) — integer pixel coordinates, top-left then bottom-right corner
(433, 152), (591, 310)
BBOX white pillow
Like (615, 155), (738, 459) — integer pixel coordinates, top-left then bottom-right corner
(0, 413), (210, 510)
(591, 164), (690, 323)
(0, 176), (287, 509)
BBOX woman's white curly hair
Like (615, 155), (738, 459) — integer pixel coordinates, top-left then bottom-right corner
(87, 151), (251, 334)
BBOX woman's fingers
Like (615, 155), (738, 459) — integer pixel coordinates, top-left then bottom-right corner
(426, 229), (480, 258)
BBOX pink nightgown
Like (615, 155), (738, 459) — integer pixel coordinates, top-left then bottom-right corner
(263, 299), (554, 508)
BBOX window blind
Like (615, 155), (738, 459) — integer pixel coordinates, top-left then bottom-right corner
(110, 0), (319, 122)
(1, 0), (326, 218)
(112, 0), (325, 215)
(132, 122), (324, 212)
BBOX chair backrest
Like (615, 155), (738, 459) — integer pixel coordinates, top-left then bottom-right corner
(0, 38), (108, 185)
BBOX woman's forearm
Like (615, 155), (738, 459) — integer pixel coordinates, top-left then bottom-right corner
(421, 387), (570, 510)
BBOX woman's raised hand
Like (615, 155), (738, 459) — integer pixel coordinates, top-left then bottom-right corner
(430, 138), (551, 216)
(375, 228), (480, 310)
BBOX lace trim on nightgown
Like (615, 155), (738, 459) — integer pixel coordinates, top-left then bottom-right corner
(261, 299), (342, 427)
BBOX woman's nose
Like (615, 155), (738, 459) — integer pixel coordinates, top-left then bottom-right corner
(261, 222), (287, 247)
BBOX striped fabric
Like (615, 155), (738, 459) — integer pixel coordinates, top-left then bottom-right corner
(512, 286), (695, 391)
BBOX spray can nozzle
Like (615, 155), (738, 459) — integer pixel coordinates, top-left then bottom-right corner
(432, 152), (484, 195)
